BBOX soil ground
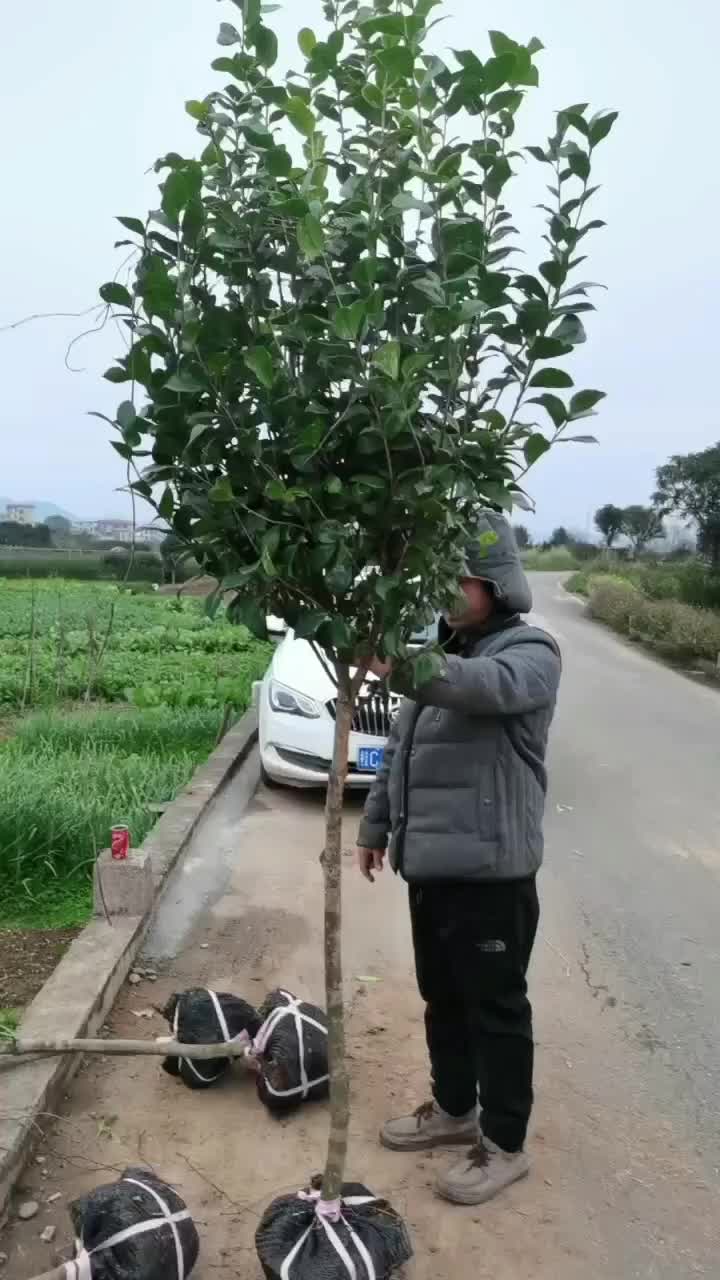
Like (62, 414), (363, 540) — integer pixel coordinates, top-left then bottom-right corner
(0, 927), (79, 1011)
(1, 774), (717, 1280)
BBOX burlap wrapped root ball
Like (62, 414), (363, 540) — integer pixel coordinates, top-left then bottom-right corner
(254, 989), (330, 1112)
(162, 988), (262, 1088)
(255, 1179), (412, 1280)
(63, 1167), (199, 1280)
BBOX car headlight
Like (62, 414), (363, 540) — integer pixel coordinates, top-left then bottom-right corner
(268, 679), (321, 719)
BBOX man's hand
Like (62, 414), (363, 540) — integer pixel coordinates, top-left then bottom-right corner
(368, 655), (393, 679)
(357, 846), (386, 883)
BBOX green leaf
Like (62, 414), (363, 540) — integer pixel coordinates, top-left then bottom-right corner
(392, 193), (433, 215)
(570, 389), (606, 415)
(188, 421), (213, 446)
(116, 216), (145, 236)
(261, 540), (277, 578)
(589, 110), (618, 146)
(528, 336), (571, 360)
(325, 475), (342, 495)
(252, 24), (278, 68)
(100, 282), (132, 308)
(227, 596), (267, 639)
(297, 214), (325, 261)
(412, 650), (445, 687)
(552, 313), (587, 346)
(526, 146), (548, 163)
(298, 26), (317, 56)
(265, 146), (293, 177)
(116, 401), (136, 429)
(217, 22), (240, 45)
(566, 147), (591, 182)
(334, 301), (366, 341)
(524, 433), (551, 465)
(527, 393), (567, 428)
(158, 487), (174, 520)
(162, 164), (202, 224)
(376, 46), (414, 82)
(209, 476), (234, 503)
(402, 354), (432, 378)
(563, 434), (598, 444)
(529, 368), (574, 389)
(285, 96), (316, 137)
(103, 366), (130, 384)
(245, 347), (275, 389)
(294, 609), (328, 639)
(372, 341), (401, 380)
(165, 372), (205, 393)
(489, 30), (517, 57)
(185, 99), (210, 122)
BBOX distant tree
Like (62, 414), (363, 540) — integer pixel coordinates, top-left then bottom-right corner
(654, 442), (720, 567)
(594, 503), (624, 548)
(549, 526), (570, 547)
(514, 524), (531, 549)
(0, 520), (52, 548)
(622, 505), (663, 554)
(44, 514), (71, 535)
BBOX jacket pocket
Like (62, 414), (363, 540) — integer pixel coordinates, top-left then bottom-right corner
(475, 762), (498, 840)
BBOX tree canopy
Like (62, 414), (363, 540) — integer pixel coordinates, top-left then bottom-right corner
(622, 504), (663, 553)
(655, 442), (720, 566)
(594, 502), (624, 547)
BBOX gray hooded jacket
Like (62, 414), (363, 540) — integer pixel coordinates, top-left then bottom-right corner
(358, 514), (561, 883)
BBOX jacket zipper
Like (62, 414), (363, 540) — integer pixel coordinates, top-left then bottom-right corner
(396, 704), (422, 876)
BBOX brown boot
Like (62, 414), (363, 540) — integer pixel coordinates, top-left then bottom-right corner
(436, 1137), (530, 1205)
(380, 1100), (477, 1152)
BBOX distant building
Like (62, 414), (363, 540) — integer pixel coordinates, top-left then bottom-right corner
(72, 518), (169, 546)
(5, 502), (35, 525)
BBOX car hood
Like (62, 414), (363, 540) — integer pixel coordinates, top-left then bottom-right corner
(270, 633), (379, 703)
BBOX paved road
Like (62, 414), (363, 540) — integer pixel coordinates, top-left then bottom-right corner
(531, 573), (720, 1177)
(3, 578), (720, 1279)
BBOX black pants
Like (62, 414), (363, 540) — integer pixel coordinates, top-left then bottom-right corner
(409, 876), (539, 1153)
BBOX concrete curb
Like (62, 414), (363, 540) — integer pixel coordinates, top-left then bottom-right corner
(0, 708), (258, 1225)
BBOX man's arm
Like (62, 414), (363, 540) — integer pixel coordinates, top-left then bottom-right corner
(357, 711), (402, 851)
(390, 637), (561, 717)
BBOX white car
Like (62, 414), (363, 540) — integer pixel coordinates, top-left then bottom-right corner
(255, 620), (437, 789)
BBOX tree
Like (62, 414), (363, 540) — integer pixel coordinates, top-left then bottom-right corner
(549, 526), (570, 547)
(0, 520), (51, 548)
(514, 524), (531, 549)
(654, 442), (720, 567)
(622, 504), (663, 553)
(594, 503), (624, 548)
(44, 514), (72, 536)
(101, 0), (615, 1217)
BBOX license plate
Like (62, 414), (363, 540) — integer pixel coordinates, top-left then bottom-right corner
(358, 746), (384, 773)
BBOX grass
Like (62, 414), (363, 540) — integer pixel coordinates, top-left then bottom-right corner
(0, 1008), (20, 1038)
(523, 547), (582, 571)
(0, 707), (228, 928)
(0, 580), (272, 929)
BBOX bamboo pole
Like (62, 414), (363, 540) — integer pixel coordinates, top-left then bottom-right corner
(0, 1037), (257, 1062)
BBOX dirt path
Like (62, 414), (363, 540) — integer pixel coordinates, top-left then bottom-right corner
(1, 777), (718, 1279)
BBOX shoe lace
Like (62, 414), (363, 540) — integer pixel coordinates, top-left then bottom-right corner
(467, 1141), (490, 1169)
(413, 1101), (436, 1127)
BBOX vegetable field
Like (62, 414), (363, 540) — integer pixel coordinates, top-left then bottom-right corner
(0, 580), (271, 928)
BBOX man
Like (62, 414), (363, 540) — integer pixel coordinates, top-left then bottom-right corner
(356, 512), (561, 1206)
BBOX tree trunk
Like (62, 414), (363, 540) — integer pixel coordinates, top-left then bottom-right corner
(321, 662), (353, 1202)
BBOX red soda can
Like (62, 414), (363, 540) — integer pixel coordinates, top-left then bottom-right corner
(111, 825), (130, 860)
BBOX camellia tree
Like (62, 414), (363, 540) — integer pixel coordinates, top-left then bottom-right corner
(594, 502), (624, 548)
(100, 0), (616, 1242)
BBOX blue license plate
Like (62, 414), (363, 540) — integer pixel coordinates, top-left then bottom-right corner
(358, 746), (384, 773)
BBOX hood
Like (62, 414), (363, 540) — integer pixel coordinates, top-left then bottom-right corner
(462, 510), (532, 614)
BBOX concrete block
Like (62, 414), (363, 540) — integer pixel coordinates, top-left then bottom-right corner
(94, 848), (154, 919)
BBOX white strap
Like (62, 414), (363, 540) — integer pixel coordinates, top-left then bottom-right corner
(254, 992), (328, 1099)
(206, 988), (231, 1043)
(174, 991), (247, 1084)
(64, 1180), (191, 1280)
(279, 1194), (378, 1280)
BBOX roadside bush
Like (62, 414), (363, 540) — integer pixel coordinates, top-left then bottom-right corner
(588, 576), (643, 632)
(588, 577), (720, 663)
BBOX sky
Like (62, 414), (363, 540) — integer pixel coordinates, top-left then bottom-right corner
(1, 0), (718, 539)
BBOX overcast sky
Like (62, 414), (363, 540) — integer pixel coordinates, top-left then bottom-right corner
(1, 0), (717, 537)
